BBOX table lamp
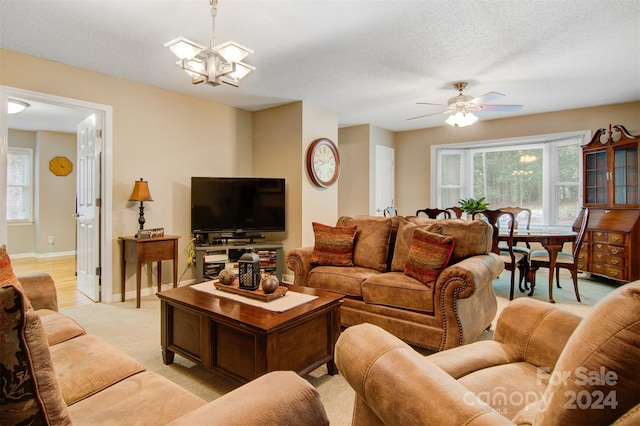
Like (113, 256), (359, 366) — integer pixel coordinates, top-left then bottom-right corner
(129, 178), (153, 231)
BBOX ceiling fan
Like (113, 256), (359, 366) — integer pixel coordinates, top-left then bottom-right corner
(407, 82), (523, 126)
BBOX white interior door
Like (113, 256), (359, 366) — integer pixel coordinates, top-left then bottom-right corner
(75, 114), (102, 301)
(374, 145), (395, 216)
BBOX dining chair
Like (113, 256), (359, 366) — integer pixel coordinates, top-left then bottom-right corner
(383, 206), (398, 217)
(446, 206), (464, 219)
(473, 209), (528, 300)
(499, 206), (533, 292)
(528, 208), (589, 302)
(415, 208), (452, 219)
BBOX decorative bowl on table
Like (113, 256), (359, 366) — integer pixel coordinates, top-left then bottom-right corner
(261, 275), (280, 294)
(218, 268), (236, 285)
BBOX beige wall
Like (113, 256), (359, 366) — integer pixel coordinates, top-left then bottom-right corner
(395, 102), (640, 216)
(338, 124), (394, 216)
(301, 102), (339, 246)
(338, 124), (370, 216)
(1, 48), (252, 299)
(253, 100), (339, 264)
(35, 131), (77, 254)
(253, 102), (302, 255)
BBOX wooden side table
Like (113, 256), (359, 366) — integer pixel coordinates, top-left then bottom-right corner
(120, 235), (180, 308)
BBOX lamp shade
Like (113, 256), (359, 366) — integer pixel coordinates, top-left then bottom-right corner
(129, 178), (153, 202)
(164, 37), (206, 60)
(215, 41), (253, 63)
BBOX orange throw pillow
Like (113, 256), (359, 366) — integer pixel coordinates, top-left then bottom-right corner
(311, 222), (357, 266)
(0, 244), (17, 286)
(404, 229), (454, 288)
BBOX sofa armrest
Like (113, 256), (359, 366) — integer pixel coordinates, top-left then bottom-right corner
(433, 253), (503, 349)
(168, 371), (329, 426)
(17, 273), (59, 311)
(335, 323), (513, 426)
(493, 297), (582, 369)
(436, 253), (504, 300)
(285, 246), (314, 286)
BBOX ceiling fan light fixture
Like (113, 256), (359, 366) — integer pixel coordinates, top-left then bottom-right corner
(445, 111), (478, 127)
(164, 0), (254, 88)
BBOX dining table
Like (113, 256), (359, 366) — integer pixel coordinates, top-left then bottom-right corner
(498, 228), (577, 303)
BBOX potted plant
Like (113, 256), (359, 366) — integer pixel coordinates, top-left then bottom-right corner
(458, 197), (490, 215)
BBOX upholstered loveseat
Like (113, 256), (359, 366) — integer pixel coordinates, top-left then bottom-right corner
(334, 281), (640, 425)
(1, 251), (328, 424)
(286, 215), (505, 350)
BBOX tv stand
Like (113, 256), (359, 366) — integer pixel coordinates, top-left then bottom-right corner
(194, 232), (266, 246)
(194, 242), (283, 283)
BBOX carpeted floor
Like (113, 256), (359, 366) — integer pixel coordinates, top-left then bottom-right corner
(61, 270), (619, 425)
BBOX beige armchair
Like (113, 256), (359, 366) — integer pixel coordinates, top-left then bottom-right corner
(335, 281), (640, 425)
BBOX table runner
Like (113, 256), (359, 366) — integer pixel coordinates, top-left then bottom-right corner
(190, 281), (318, 312)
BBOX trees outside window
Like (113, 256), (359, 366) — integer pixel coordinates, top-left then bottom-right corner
(434, 131), (587, 227)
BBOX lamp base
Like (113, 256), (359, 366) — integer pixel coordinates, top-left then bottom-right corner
(138, 202), (146, 230)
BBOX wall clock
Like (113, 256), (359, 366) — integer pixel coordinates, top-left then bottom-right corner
(306, 138), (340, 188)
(49, 156), (73, 176)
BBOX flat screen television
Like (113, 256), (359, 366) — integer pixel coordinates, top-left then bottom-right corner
(191, 177), (285, 235)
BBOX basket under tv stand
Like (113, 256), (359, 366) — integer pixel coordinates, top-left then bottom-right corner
(194, 239), (284, 284)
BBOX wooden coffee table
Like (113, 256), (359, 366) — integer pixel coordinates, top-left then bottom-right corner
(156, 283), (344, 383)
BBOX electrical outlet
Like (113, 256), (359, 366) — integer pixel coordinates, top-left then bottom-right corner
(48, 235), (55, 245)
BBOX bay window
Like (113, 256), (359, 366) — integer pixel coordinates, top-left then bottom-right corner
(433, 131), (589, 228)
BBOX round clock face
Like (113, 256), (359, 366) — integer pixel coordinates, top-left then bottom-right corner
(49, 156), (73, 176)
(307, 138), (340, 188)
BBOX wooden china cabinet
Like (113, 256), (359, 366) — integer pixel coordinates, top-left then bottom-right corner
(574, 124), (640, 283)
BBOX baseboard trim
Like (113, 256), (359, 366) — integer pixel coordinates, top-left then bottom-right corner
(110, 278), (197, 303)
(10, 251), (76, 259)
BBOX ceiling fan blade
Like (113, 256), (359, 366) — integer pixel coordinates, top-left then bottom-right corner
(416, 102), (447, 106)
(407, 110), (449, 120)
(470, 91), (504, 105)
(478, 104), (523, 112)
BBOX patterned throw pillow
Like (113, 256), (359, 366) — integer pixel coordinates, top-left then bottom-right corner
(404, 229), (455, 288)
(391, 218), (443, 272)
(311, 222), (357, 266)
(0, 244), (17, 286)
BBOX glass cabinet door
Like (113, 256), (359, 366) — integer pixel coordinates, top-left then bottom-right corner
(614, 146), (639, 206)
(585, 151), (608, 205)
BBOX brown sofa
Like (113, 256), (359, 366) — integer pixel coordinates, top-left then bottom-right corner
(334, 281), (640, 425)
(0, 272), (329, 425)
(286, 215), (505, 350)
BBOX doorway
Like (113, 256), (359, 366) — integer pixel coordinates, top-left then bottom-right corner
(1, 86), (114, 302)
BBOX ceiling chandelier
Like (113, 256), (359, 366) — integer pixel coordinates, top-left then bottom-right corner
(164, 0), (254, 87)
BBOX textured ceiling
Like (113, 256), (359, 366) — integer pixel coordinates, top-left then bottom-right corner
(2, 0), (639, 133)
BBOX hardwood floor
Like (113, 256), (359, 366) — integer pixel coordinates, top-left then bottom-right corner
(11, 255), (94, 309)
